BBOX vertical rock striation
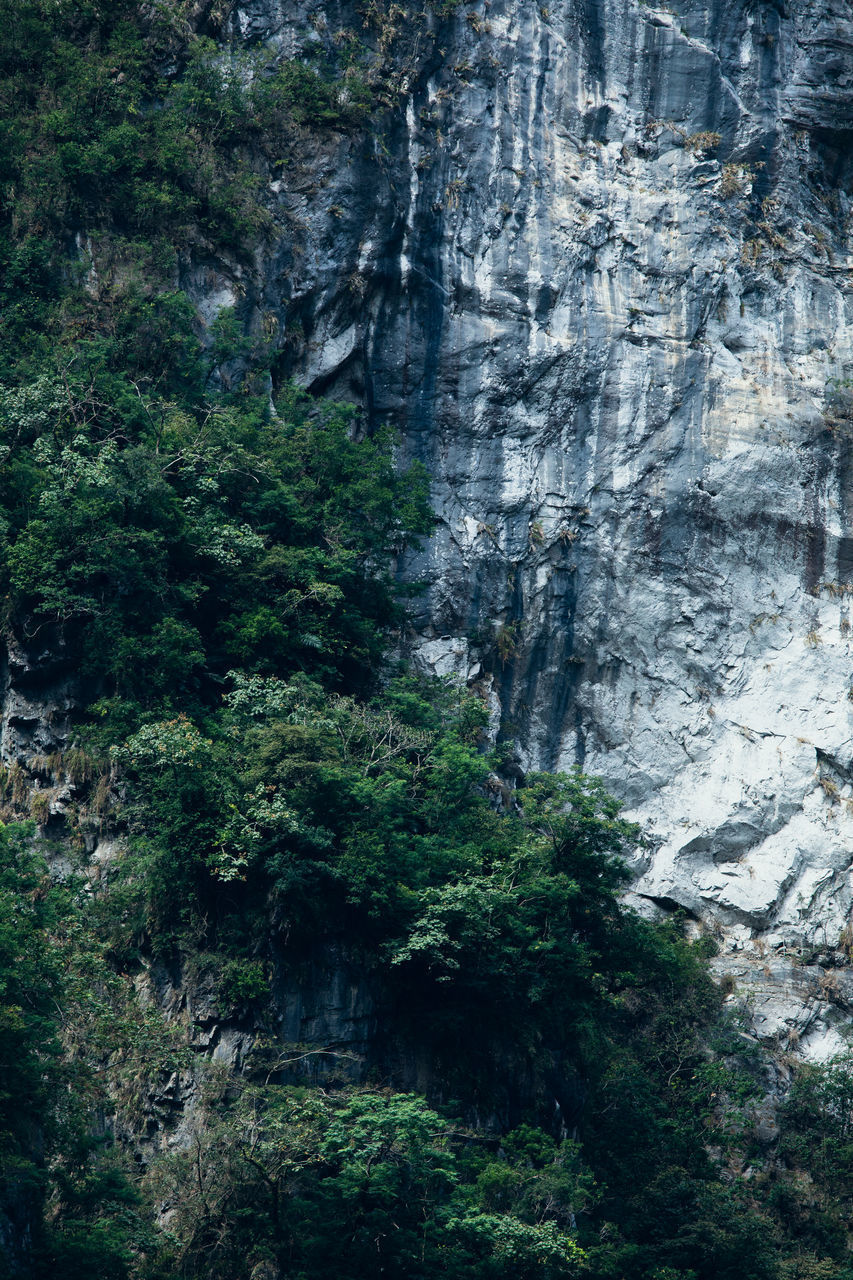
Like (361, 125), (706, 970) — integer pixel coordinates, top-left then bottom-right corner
(253, 0), (853, 1050)
(5, 0), (853, 1054)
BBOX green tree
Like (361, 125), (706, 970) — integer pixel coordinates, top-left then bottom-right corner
(149, 1085), (586, 1280)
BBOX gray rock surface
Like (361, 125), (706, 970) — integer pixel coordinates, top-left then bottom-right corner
(4, 0), (853, 1058)
(244, 0), (853, 1054)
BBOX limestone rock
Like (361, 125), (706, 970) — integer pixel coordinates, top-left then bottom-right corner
(244, 0), (853, 1003)
(6, 0), (853, 1047)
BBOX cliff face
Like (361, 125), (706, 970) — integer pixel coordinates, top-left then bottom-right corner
(4, 0), (853, 1057)
(231, 0), (853, 1053)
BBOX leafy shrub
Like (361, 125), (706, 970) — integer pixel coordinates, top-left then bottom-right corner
(219, 958), (270, 1010)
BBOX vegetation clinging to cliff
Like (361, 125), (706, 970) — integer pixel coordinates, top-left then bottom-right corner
(3, 3), (853, 1279)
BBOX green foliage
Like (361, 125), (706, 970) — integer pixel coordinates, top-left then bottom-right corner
(99, 661), (785, 1279)
(0, 375), (431, 727)
(0, 825), (63, 1191)
(150, 1085), (586, 1280)
(0, 826), (160, 1279)
(773, 1054), (853, 1258)
(252, 57), (373, 129)
(4, 4), (853, 1279)
(219, 958), (270, 1010)
(0, 2), (373, 304)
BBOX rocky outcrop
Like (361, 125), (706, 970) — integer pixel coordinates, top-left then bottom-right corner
(1, 633), (75, 765)
(215, 0), (853, 1054)
(5, 0), (853, 1058)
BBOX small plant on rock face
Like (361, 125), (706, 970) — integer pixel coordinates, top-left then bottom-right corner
(63, 746), (99, 784)
(818, 969), (842, 1000)
(741, 237), (763, 267)
(29, 790), (51, 825)
(720, 163), (745, 197)
(91, 774), (113, 818)
(6, 762), (28, 808)
(219, 959), (270, 1010)
(685, 130), (721, 153)
(495, 620), (522, 666)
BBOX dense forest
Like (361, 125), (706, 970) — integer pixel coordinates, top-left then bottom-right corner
(2, 3), (853, 1279)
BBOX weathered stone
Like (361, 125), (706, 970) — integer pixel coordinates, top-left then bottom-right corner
(240, 0), (853, 1037)
(5, 0), (853, 1054)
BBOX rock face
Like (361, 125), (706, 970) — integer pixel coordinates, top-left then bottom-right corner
(5, 0), (853, 1057)
(229, 0), (853, 1054)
